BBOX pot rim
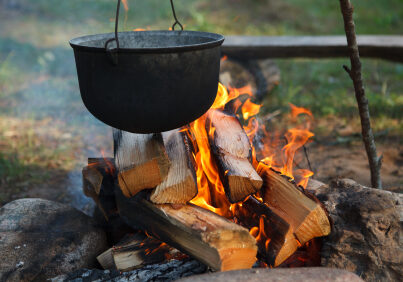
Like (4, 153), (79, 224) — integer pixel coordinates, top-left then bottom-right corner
(69, 30), (225, 53)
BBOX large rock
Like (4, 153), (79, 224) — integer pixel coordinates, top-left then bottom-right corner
(0, 198), (107, 281)
(309, 179), (403, 282)
(178, 267), (363, 282)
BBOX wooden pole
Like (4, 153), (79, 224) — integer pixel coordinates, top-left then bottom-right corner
(339, 0), (382, 188)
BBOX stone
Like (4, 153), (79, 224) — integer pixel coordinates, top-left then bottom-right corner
(0, 198), (108, 281)
(51, 259), (207, 282)
(177, 267), (363, 282)
(309, 179), (403, 282)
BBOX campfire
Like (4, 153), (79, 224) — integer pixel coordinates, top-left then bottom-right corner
(82, 82), (331, 272)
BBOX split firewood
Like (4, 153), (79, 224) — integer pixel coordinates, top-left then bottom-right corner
(150, 129), (197, 204)
(115, 188), (258, 271)
(113, 130), (171, 198)
(234, 196), (299, 267)
(83, 158), (117, 220)
(206, 109), (262, 203)
(97, 232), (176, 271)
(257, 163), (331, 245)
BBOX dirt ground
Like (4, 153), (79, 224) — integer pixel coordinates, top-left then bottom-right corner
(308, 142), (402, 192)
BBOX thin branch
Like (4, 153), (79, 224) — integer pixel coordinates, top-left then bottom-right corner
(339, 0), (382, 189)
(303, 145), (314, 177)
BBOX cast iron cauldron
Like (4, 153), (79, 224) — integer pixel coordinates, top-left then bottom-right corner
(70, 30), (224, 133)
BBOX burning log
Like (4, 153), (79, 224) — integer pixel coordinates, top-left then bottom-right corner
(206, 109), (263, 203)
(150, 129), (197, 204)
(257, 163), (331, 245)
(97, 233), (173, 271)
(115, 188), (258, 271)
(234, 196), (299, 267)
(113, 130), (171, 198)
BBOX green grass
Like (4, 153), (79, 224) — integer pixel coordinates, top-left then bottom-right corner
(265, 59), (403, 118)
(7, 0), (402, 35)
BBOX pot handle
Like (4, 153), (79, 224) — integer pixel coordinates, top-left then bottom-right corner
(170, 0), (184, 31)
(105, 0), (184, 65)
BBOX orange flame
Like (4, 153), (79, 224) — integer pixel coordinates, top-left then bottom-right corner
(242, 98), (261, 120)
(107, 82), (314, 264)
(289, 103), (313, 119)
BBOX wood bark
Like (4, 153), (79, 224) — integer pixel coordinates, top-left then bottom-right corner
(150, 129), (197, 204)
(234, 196), (299, 267)
(206, 109), (263, 203)
(339, 0), (382, 189)
(115, 188), (258, 271)
(113, 130), (171, 197)
(257, 164), (331, 245)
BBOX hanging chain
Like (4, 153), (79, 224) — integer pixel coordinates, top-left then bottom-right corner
(170, 0), (184, 30)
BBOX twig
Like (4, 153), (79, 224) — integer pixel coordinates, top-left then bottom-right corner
(339, 0), (382, 189)
(303, 145), (314, 178)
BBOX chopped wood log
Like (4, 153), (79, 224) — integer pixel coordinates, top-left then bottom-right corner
(257, 163), (331, 245)
(206, 109), (262, 203)
(113, 130), (171, 198)
(234, 196), (299, 267)
(115, 188), (258, 271)
(150, 129), (197, 204)
(83, 158), (117, 220)
(97, 232), (173, 272)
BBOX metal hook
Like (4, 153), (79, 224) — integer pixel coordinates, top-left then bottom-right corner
(105, 0), (184, 64)
(105, 0), (121, 65)
(170, 0), (184, 31)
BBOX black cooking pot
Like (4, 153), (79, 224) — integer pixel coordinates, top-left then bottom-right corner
(70, 29), (224, 133)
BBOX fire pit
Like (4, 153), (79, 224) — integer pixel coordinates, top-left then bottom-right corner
(82, 82), (332, 272)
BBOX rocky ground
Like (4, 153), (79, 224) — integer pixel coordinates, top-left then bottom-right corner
(0, 179), (401, 281)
